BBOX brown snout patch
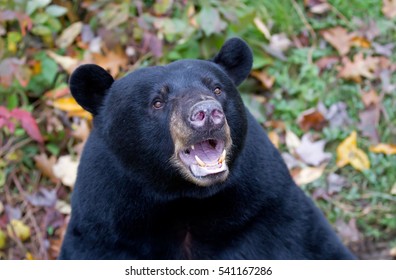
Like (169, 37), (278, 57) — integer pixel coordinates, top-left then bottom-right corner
(169, 106), (232, 187)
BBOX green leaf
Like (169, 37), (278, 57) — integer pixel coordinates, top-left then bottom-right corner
(31, 25), (52, 36)
(26, 0), (52, 15)
(197, 6), (226, 36)
(46, 143), (60, 156)
(45, 5), (68, 17)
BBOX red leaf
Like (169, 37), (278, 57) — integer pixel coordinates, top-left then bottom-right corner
(11, 108), (43, 143)
(0, 106), (15, 132)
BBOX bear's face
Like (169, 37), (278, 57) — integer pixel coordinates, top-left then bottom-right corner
(69, 38), (252, 189)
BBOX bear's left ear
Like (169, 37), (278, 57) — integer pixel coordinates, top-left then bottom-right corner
(213, 38), (253, 86)
(69, 64), (114, 115)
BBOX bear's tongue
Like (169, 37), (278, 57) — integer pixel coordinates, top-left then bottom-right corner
(179, 139), (227, 177)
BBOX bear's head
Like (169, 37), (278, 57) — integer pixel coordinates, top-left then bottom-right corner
(70, 38), (252, 193)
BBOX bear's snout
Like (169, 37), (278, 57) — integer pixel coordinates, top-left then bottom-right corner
(189, 100), (225, 131)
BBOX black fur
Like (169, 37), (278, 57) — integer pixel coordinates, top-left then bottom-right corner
(60, 38), (355, 260)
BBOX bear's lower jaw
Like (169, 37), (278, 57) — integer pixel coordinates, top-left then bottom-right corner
(175, 138), (231, 186)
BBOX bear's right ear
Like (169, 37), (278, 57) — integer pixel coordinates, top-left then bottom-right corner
(69, 64), (114, 115)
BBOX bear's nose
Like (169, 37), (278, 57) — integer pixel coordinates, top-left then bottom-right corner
(189, 100), (225, 130)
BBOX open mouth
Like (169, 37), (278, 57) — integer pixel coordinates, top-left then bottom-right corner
(178, 139), (228, 178)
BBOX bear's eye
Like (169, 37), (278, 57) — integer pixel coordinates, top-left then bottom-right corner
(214, 87), (222, 95)
(153, 100), (164, 109)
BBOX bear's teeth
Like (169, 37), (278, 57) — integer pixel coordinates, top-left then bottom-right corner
(191, 145), (195, 150)
(218, 149), (226, 164)
(195, 155), (206, 167)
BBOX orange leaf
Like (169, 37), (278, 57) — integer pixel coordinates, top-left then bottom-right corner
(251, 70), (275, 89)
(336, 131), (370, 171)
(92, 47), (128, 77)
(370, 143), (396, 155)
(338, 53), (380, 83)
(268, 131), (280, 149)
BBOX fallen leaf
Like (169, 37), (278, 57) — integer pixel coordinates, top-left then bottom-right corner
(55, 200), (71, 215)
(361, 89), (380, 108)
(34, 153), (58, 181)
(350, 36), (371, 48)
(55, 21), (83, 49)
(335, 218), (360, 244)
(53, 155), (79, 187)
(338, 53), (380, 83)
(72, 119), (90, 142)
(312, 187), (331, 201)
(321, 27), (354, 56)
(391, 182), (396, 195)
(7, 219), (30, 242)
(11, 108), (43, 143)
(269, 33), (292, 52)
(52, 97), (92, 120)
(254, 17), (271, 39)
(0, 229), (6, 249)
(293, 164), (326, 185)
(382, 0), (396, 18)
(370, 143), (396, 155)
(304, 0), (331, 14)
(373, 42), (395, 57)
(26, 188), (57, 207)
(281, 152), (300, 170)
(297, 107), (327, 131)
(336, 131), (370, 171)
(268, 131), (280, 148)
(4, 205), (21, 220)
(251, 70), (275, 89)
(25, 252), (34, 260)
(358, 106), (380, 144)
(295, 134), (331, 166)
(315, 56), (339, 72)
(47, 51), (79, 74)
(327, 173), (348, 195)
(319, 102), (352, 128)
(354, 19), (380, 41)
(285, 130), (301, 153)
(380, 69), (396, 93)
(92, 46), (128, 77)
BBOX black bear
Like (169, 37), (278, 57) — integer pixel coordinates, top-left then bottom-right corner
(59, 38), (355, 259)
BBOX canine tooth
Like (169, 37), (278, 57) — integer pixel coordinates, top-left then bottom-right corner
(191, 145), (195, 150)
(218, 149), (226, 163)
(195, 155), (206, 167)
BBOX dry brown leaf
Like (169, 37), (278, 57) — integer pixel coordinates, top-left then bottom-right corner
(293, 164), (327, 185)
(295, 134), (331, 166)
(55, 21), (83, 49)
(321, 27), (354, 56)
(268, 131), (280, 149)
(251, 70), (275, 89)
(338, 53), (380, 83)
(92, 47), (128, 77)
(34, 153), (58, 182)
(315, 56), (339, 72)
(285, 130), (301, 153)
(382, 0), (396, 18)
(335, 218), (361, 244)
(297, 108), (327, 131)
(359, 106), (380, 144)
(370, 143), (396, 155)
(53, 155), (79, 188)
(304, 0), (331, 14)
(47, 51), (79, 74)
(361, 89), (380, 108)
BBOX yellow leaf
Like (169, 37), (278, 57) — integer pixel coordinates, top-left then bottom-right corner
(25, 252), (35, 260)
(0, 229), (6, 249)
(336, 131), (370, 171)
(53, 97), (92, 120)
(370, 143), (396, 155)
(349, 148), (370, 171)
(7, 219), (31, 242)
